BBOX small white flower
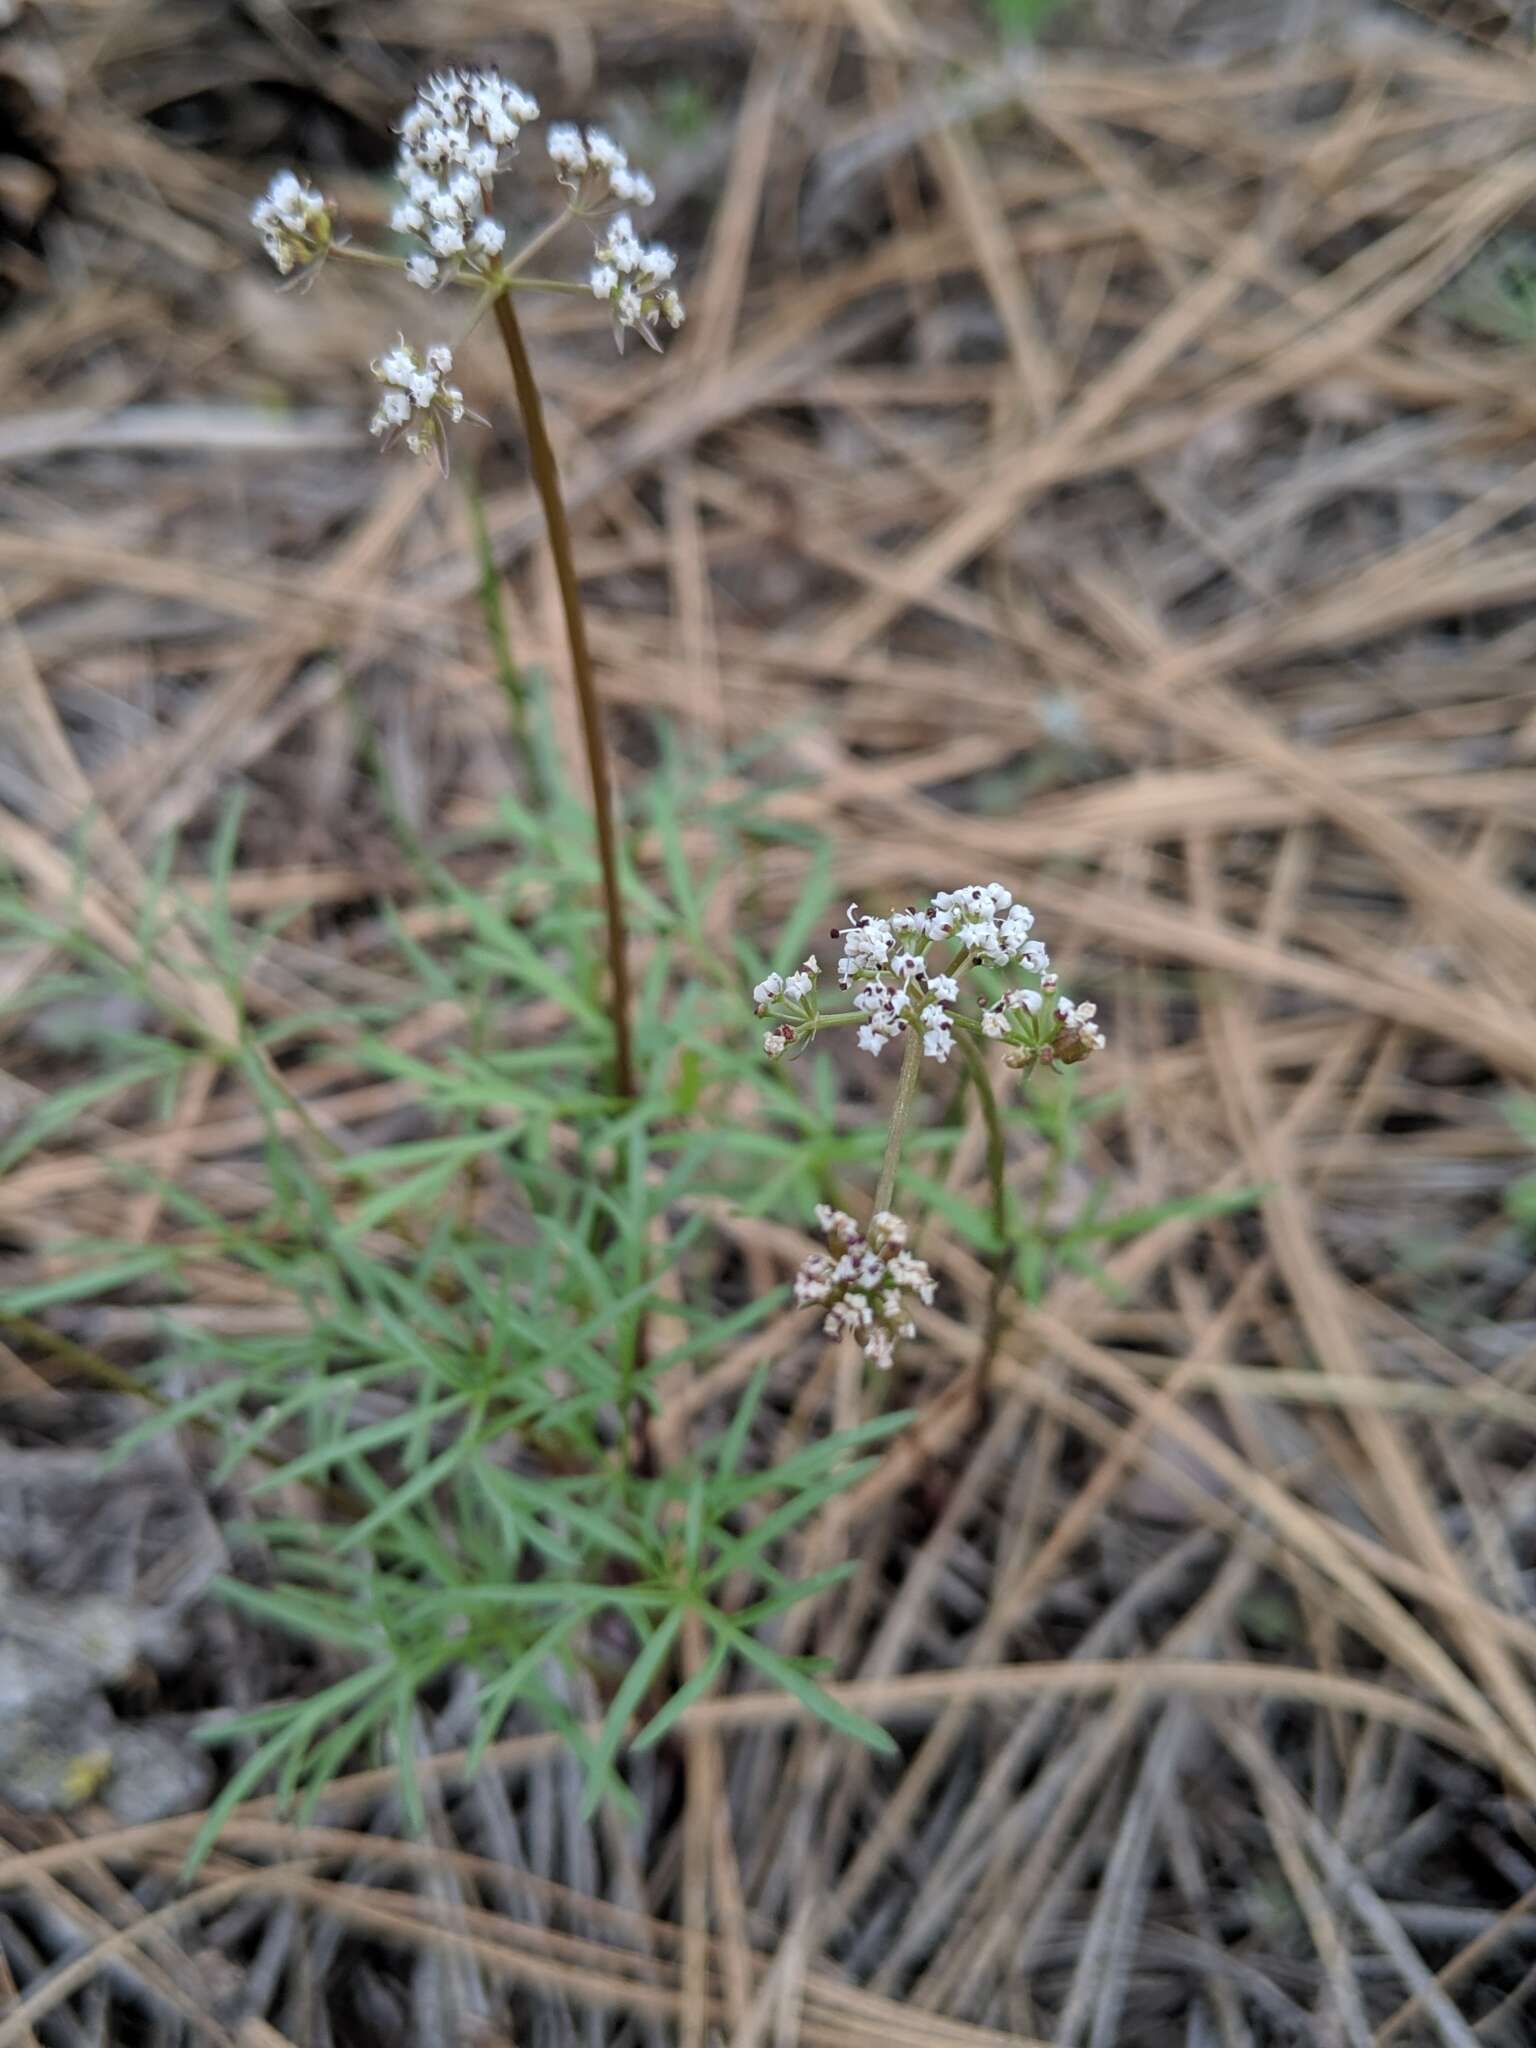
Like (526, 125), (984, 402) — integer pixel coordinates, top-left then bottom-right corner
(981, 1010), (1008, 1039)
(857, 1023), (891, 1057)
(405, 253), (440, 288)
(368, 337), (473, 473)
(429, 221), (466, 257)
(794, 1208), (933, 1369)
(252, 168), (333, 276)
(470, 218), (506, 256)
(763, 1028), (791, 1059)
(783, 970), (814, 1001)
(547, 122), (589, 171)
(606, 212), (641, 264)
(925, 973), (959, 1002)
(396, 68), (538, 183)
(1004, 987), (1042, 1015)
(370, 387), (413, 436)
(753, 972), (784, 1009)
(549, 124), (657, 212)
(590, 215), (682, 349)
(888, 1251), (937, 1306)
(794, 1258), (834, 1306)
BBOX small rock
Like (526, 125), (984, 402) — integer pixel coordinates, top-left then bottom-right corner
(103, 1723), (213, 1825)
(0, 1698), (116, 1815)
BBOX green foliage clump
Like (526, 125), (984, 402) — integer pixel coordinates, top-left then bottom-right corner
(0, 722), (916, 1860)
(0, 701), (1258, 1865)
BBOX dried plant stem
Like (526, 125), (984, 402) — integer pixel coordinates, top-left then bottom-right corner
(491, 290), (650, 1481)
(874, 1024), (926, 1216)
(491, 290), (635, 1102)
(959, 1032), (1011, 1406)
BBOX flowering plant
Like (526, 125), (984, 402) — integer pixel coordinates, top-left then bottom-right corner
(795, 1208), (938, 1372)
(756, 885), (1105, 1374)
(250, 65), (686, 1110)
(252, 67), (684, 476)
(209, 61), (956, 1850)
(755, 885), (1103, 1071)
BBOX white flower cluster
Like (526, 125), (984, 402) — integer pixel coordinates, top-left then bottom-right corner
(391, 68), (537, 287)
(838, 885), (1045, 1063)
(546, 123), (656, 208)
(254, 70), (690, 474)
(978, 987), (1043, 1039)
(591, 214), (685, 351)
(977, 980), (1105, 1069)
(753, 883), (1107, 1073)
(251, 169), (333, 278)
(369, 339), (471, 471)
(754, 956), (818, 1059)
(793, 1208), (935, 1371)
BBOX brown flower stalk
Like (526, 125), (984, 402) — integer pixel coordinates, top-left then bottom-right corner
(491, 290), (636, 1103)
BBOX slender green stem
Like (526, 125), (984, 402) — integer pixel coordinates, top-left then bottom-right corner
(490, 289), (636, 1103)
(465, 475), (528, 745)
(329, 242), (409, 270)
(874, 1024), (925, 1216)
(959, 1033), (1011, 1402)
(502, 206), (575, 281)
(960, 1035), (1009, 1251)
